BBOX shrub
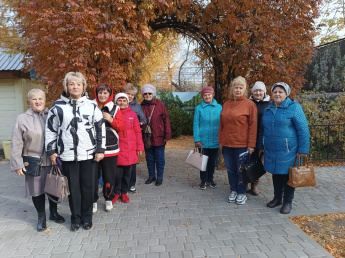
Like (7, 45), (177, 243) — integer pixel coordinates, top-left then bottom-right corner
(166, 104), (193, 138)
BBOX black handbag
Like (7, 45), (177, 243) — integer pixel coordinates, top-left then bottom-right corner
(241, 155), (266, 183)
(22, 156), (42, 177)
(22, 143), (45, 177)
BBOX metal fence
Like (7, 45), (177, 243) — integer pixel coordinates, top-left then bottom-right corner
(309, 124), (345, 160)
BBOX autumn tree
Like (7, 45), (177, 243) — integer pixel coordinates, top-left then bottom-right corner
(4, 0), (320, 102)
(131, 31), (180, 92)
(0, 2), (23, 53)
(150, 0), (321, 101)
(5, 0), (161, 101)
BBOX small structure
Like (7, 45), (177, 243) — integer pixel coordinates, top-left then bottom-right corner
(0, 50), (46, 151)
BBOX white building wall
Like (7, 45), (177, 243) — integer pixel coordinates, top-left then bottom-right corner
(0, 79), (24, 146)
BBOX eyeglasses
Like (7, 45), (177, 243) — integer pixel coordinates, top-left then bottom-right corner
(143, 93), (153, 95)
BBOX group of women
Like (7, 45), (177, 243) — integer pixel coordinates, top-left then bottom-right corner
(10, 72), (309, 233)
(193, 76), (310, 214)
(10, 72), (171, 232)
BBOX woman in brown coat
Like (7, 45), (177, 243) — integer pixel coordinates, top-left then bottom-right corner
(219, 76), (257, 205)
(10, 89), (65, 232)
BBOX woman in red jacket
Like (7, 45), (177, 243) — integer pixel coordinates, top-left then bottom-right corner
(219, 76), (257, 205)
(141, 84), (171, 186)
(94, 84), (125, 212)
(114, 93), (144, 203)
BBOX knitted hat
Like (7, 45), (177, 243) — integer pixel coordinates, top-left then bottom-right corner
(115, 92), (129, 103)
(271, 82), (291, 96)
(141, 84), (156, 96)
(251, 81), (267, 94)
(201, 86), (215, 97)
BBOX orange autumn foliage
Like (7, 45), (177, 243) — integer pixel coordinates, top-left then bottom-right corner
(7, 0), (163, 101)
(150, 0), (321, 101)
(5, 0), (320, 102)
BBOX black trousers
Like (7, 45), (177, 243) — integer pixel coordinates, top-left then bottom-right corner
(129, 164), (137, 187)
(62, 159), (95, 224)
(115, 165), (132, 195)
(94, 156), (118, 201)
(272, 174), (295, 204)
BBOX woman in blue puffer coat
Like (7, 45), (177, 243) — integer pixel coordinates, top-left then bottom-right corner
(193, 87), (222, 190)
(257, 82), (310, 214)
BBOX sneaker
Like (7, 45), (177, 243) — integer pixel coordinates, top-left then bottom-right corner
(92, 202), (97, 213)
(128, 186), (136, 193)
(235, 194), (247, 205)
(228, 191), (237, 203)
(112, 194), (120, 204)
(121, 194), (130, 203)
(199, 181), (207, 190)
(105, 201), (113, 212)
(207, 180), (218, 188)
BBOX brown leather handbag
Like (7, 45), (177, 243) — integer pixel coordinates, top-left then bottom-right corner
(287, 154), (316, 188)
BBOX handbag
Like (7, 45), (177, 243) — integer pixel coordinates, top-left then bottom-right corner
(241, 154), (266, 183)
(22, 156), (42, 177)
(287, 154), (316, 188)
(44, 165), (70, 203)
(22, 144), (45, 177)
(143, 105), (155, 149)
(185, 147), (209, 171)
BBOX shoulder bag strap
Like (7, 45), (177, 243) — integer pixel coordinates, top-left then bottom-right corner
(147, 105), (156, 124)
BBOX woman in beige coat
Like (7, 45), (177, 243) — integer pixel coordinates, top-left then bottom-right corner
(10, 89), (65, 232)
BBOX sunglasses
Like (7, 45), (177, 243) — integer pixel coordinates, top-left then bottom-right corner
(143, 93), (153, 95)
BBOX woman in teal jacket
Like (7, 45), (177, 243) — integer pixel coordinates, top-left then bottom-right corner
(193, 87), (222, 190)
(257, 82), (310, 214)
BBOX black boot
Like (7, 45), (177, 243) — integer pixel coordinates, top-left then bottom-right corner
(49, 206), (65, 224)
(266, 198), (283, 208)
(37, 212), (47, 232)
(280, 203), (292, 214)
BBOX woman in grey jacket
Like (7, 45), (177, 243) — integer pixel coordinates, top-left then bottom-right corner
(10, 89), (65, 232)
(45, 72), (106, 231)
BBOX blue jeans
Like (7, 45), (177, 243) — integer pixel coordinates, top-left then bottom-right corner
(199, 148), (218, 183)
(272, 174), (295, 204)
(223, 146), (248, 194)
(145, 145), (165, 179)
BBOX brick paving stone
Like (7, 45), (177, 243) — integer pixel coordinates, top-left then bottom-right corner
(149, 244), (165, 253)
(204, 247), (222, 256)
(130, 246), (150, 255)
(100, 248), (118, 257)
(245, 244), (261, 253)
(292, 250), (309, 258)
(125, 239), (138, 248)
(52, 253), (72, 258)
(67, 244), (81, 253)
(265, 252), (285, 258)
(191, 249), (206, 257)
(233, 245), (248, 254)
(82, 250), (102, 258)
(281, 250), (303, 258)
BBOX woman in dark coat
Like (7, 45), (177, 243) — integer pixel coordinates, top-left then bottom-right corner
(258, 82), (310, 214)
(141, 84), (171, 186)
(248, 81), (270, 195)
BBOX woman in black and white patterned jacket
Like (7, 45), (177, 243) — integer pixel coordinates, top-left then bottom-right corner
(45, 72), (105, 232)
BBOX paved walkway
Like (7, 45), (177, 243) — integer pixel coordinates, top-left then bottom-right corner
(0, 149), (344, 258)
